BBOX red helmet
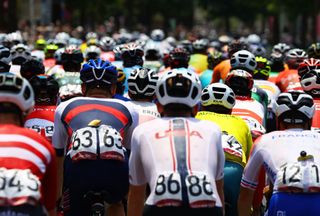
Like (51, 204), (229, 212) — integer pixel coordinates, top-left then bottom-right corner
(297, 58), (320, 78)
(225, 69), (254, 97)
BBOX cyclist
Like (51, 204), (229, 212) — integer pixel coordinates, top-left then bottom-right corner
(20, 59), (45, 80)
(99, 36), (116, 62)
(143, 41), (163, 73)
(44, 43), (59, 68)
(0, 45), (11, 72)
(275, 48), (307, 92)
(55, 45), (84, 101)
(0, 72), (57, 216)
(52, 58), (138, 216)
(84, 45), (101, 61)
(10, 43), (32, 66)
(113, 68), (131, 101)
(225, 69), (266, 140)
(196, 83), (252, 216)
(127, 67), (160, 124)
(189, 38), (209, 74)
(300, 69), (320, 132)
(297, 58), (320, 79)
(238, 91), (320, 216)
(128, 68), (225, 216)
(24, 74), (59, 143)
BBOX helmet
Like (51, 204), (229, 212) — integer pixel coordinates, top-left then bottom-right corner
(274, 91), (315, 124)
(156, 68), (201, 107)
(55, 32), (70, 44)
(44, 43), (59, 59)
(307, 43), (320, 59)
(272, 43), (291, 54)
(99, 36), (116, 51)
(0, 73), (34, 114)
(54, 48), (65, 65)
(61, 45), (84, 65)
(35, 38), (46, 50)
(29, 74), (59, 104)
(151, 29), (165, 41)
(225, 69), (254, 97)
(250, 45), (266, 57)
(270, 51), (285, 72)
(297, 58), (320, 78)
(7, 32), (23, 46)
(54, 39), (68, 49)
(201, 83), (235, 109)
(300, 69), (320, 96)
(192, 39), (209, 52)
(69, 37), (82, 46)
(115, 32), (132, 45)
(10, 43), (31, 65)
(218, 35), (232, 45)
(179, 40), (193, 54)
(80, 58), (118, 85)
(230, 50), (257, 72)
(84, 45), (101, 61)
(247, 34), (261, 45)
(113, 45), (124, 61)
(20, 59), (45, 80)
(144, 42), (161, 61)
(128, 68), (159, 97)
(121, 43), (144, 67)
(207, 50), (223, 69)
(0, 45), (11, 72)
(227, 40), (249, 57)
(165, 36), (177, 47)
(253, 56), (271, 80)
(285, 48), (308, 69)
(85, 32), (98, 41)
(169, 47), (190, 68)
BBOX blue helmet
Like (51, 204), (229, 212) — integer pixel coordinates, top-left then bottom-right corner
(80, 58), (118, 85)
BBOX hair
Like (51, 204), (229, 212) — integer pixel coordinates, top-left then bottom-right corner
(129, 92), (154, 102)
(202, 105), (231, 114)
(163, 103), (193, 116)
(0, 103), (24, 125)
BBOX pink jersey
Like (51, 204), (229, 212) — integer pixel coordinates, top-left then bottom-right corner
(130, 117), (225, 208)
(241, 129), (320, 192)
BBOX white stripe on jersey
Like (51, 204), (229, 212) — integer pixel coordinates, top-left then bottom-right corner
(0, 134), (52, 163)
(0, 147), (47, 173)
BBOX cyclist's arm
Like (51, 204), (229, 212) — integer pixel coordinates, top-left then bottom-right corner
(216, 179), (225, 215)
(215, 129), (225, 213)
(238, 186), (255, 216)
(127, 184), (147, 216)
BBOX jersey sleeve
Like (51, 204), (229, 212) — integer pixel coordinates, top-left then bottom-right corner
(42, 148), (57, 210)
(129, 126), (147, 186)
(52, 101), (69, 155)
(240, 137), (264, 190)
(245, 125), (253, 161)
(215, 129), (225, 180)
(123, 101), (139, 150)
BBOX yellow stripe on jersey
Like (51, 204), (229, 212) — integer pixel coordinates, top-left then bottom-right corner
(196, 111), (253, 167)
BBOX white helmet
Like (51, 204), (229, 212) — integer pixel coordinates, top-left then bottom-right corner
(247, 34), (261, 45)
(128, 68), (159, 97)
(274, 91), (315, 124)
(201, 83), (235, 109)
(84, 45), (101, 60)
(0, 73), (34, 114)
(230, 50), (257, 72)
(0, 45), (12, 67)
(156, 68), (201, 107)
(300, 69), (320, 95)
(151, 29), (165, 41)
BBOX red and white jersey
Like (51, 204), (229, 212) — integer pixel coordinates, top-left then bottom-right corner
(312, 99), (320, 133)
(232, 97), (266, 138)
(241, 129), (320, 191)
(130, 118), (225, 208)
(0, 125), (57, 210)
(24, 105), (56, 143)
(254, 80), (280, 109)
(129, 101), (160, 125)
(100, 51), (115, 62)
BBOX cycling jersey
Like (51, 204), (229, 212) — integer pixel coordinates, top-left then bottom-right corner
(268, 71), (279, 83)
(53, 71), (82, 101)
(275, 69), (303, 92)
(130, 117), (225, 208)
(129, 101), (160, 125)
(43, 58), (56, 69)
(100, 51), (115, 62)
(211, 59), (231, 83)
(189, 54), (208, 74)
(232, 97), (266, 139)
(195, 111), (252, 167)
(199, 69), (214, 89)
(241, 129), (320, 215)
(0, 124), (57, 211)
(143, 61), (162, 73)
(253, 80), (280, 109)
(24, 105), (56, 143)
(312, 99), (320, 132)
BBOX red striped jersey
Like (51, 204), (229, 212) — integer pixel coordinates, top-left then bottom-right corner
(129, 117), (225, 208)
(0, 124), (57, 210)
(53, 97), (138, 152)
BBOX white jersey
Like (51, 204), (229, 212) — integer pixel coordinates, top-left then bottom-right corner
(241, 129), (320, 192)
(130, 117), (225, 208)
(129, 101), (160, 125)
(232, 97), (266, 138)
(254, 80), (280, 109)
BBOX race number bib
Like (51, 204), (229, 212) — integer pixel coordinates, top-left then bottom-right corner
(69, 125), (124, 162)
(153, 172), (216, 208)
(275, 162), (320, 193)
(221, 131), (243, 159)
(243, 117), (266, 138)
(0, 169), (41, 206)
(25, 119), (54, 142)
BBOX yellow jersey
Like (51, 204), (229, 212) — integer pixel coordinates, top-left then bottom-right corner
(196, 111), (252, 167)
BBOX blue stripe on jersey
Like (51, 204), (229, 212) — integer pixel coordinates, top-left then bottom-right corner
(172, 118), (189, 206)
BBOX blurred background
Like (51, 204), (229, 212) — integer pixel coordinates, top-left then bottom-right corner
(0, 0), (319, 46)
